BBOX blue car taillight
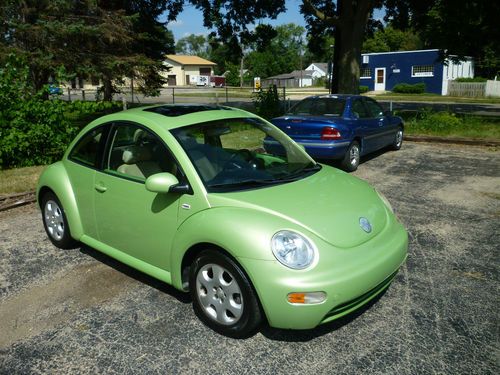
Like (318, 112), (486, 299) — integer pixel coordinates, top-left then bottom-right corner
(321, 126), (342, 140)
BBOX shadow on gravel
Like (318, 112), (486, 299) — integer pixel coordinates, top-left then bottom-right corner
(260, 290), (387, 342)
(79, 245), (191, 304)
(320, 147), (396, 170)
(77, 244), (389, 342)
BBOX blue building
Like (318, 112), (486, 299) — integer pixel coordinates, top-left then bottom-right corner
(359, 49), (474, 95)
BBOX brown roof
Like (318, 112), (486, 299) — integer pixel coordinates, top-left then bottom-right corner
(165, 55), (217, 66)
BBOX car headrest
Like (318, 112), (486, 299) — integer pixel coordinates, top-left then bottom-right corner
(122, 145), (152, 164)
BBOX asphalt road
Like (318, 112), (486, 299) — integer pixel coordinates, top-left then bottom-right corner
(0, 142), (499, 374)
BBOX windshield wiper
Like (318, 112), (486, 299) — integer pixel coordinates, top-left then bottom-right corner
(275, 164), (322, 182)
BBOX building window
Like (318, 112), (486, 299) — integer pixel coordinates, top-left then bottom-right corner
(412, 65), (434, 77)
(360, 68), (371, 79)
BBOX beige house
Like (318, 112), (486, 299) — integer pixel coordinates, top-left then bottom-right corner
(163, 55), (217, 86)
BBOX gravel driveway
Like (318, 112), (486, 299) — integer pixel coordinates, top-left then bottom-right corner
(0, 142), (498, 374)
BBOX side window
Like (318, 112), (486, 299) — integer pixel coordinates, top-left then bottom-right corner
(351, 99), (370, 119)
(69, 126), (105, 168)
(364, 99), (384, 118)
(106, 123), (179, 181)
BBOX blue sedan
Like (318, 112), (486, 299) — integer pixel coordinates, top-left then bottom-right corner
(269, 95), (404, 171)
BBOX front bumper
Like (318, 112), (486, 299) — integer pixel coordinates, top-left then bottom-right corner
(239, 216), (408, 330)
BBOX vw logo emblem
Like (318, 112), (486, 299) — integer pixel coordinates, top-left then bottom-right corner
(359, 217), (372, 233)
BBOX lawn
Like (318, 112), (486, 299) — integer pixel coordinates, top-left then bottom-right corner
(0, 165), (46, 195)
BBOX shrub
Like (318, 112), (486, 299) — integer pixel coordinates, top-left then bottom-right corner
(392, 82), (426, 94)
(359, 85), (369, 93)
(253, 85), (282, 119)
(0, 56), (122, 168)
(406, 111), (462, 135)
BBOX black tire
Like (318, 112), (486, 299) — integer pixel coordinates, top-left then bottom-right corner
(391, 127), (404, 150)
(189, 249), (262, 338)
(41, 192), (78, 249)
(340, 141), (360, 172)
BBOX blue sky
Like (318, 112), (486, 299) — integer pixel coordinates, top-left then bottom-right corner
(165, 1), (385, 42)
(165, 1), (308, 41)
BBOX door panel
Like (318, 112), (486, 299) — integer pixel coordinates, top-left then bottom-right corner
(351, 98), (378, 154)
(94, 172), (179, 271)
(94, 122), (183, 271)
(363, 98), (392, 150)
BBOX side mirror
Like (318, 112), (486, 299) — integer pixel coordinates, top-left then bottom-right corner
(383, 110), (393, 117)
(145, 173), (179, 194)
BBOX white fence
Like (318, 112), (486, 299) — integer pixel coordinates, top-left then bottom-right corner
(485, 80), (500, 97)
(447, 82), (486, 97)
(447, 80), (500, 98)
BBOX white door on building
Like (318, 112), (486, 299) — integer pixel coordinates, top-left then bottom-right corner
(374, 68), (386, 91)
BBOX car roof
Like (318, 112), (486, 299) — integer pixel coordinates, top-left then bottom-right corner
(92, 104), (257, 131)
(305, 94), (359, 100)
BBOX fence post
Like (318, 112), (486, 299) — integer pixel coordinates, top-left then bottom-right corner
(390, 101), (393, 112)
(172, 87), (175, 104)
(215, 91), (219, 105)
(225, 86), (228, 103)
(82, 90), (85, 101)
(282, 87), (286, 101)
(122, 96), (127, 111)
(67, 87), (71, 102)
(131, 77), (134, 104)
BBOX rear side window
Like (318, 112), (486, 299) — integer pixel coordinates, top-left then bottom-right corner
(351, 99), (370, 119)
(364, 99), (384, 118)
(69, 127), (106, 167)
(290, 98), (345, 116)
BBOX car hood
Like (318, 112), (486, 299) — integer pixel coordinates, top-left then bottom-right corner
(207, 166), (389, 248)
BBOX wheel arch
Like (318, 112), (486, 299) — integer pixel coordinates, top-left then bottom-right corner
(37, 162), (84, 240)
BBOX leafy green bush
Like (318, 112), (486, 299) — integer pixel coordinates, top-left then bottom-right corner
(0, 55), (122, 168)
(392, 82), (426, 94)
(455, 77), (487, 82)
(253, 85), (282, 119)
(359, 85), (369, 93)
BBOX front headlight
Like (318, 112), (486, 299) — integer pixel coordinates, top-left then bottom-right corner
(271, 230), (317, 270)
(376, 189), (394, 213)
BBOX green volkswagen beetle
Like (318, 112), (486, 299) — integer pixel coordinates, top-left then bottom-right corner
(37, 104), (407, 338)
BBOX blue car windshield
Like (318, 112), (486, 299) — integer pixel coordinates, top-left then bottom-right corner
(171, 117), (319, 192)
(288, 97), (346, 117)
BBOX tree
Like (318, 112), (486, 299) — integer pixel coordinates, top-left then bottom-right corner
(0, 0), (175, 100)
(245, 24), (306, 79)
(363, 26), (422, 53)
(300, 0), (385, 94)
(176, 34), (211, 58)
(385, 0), (500, 77)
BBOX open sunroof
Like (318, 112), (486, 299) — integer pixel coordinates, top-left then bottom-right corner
(143, 105), (231, 117)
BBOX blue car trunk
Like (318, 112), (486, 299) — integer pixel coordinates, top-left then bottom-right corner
(272, 116), (340, 140)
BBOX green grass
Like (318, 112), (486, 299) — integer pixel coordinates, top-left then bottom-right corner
(0, 165), (46, 195)
(401, 112), (500, 139)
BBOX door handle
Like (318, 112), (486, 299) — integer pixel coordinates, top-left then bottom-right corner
(94, 183), (107, 193)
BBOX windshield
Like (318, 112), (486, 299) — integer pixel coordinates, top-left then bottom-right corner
(288, 97), (346, 117)
(171, 117), (319, 192)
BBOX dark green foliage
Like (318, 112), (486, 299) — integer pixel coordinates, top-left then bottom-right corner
(455, 77), (488, 83)
(0, 0), (175, 101)
(392, 83), (426, 94)
(0, 57), (121, 168)
(359, 85), (369, 93)
(253, 86), (282, 119)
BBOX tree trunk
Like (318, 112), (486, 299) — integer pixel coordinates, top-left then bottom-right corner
(331, 0), (372, 94)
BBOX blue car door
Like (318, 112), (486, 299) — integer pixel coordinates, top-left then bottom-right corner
(350, 98), (379, 154)
(363, 98), (394, 148)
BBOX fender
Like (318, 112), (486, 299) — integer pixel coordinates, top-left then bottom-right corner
(37, 162), (84, 240)
(169, 206), (301, 290)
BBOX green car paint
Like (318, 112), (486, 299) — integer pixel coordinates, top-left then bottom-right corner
(37, 105), (408, 333)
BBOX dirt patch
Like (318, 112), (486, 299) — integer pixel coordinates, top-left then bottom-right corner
(0, 262), (137, 348)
